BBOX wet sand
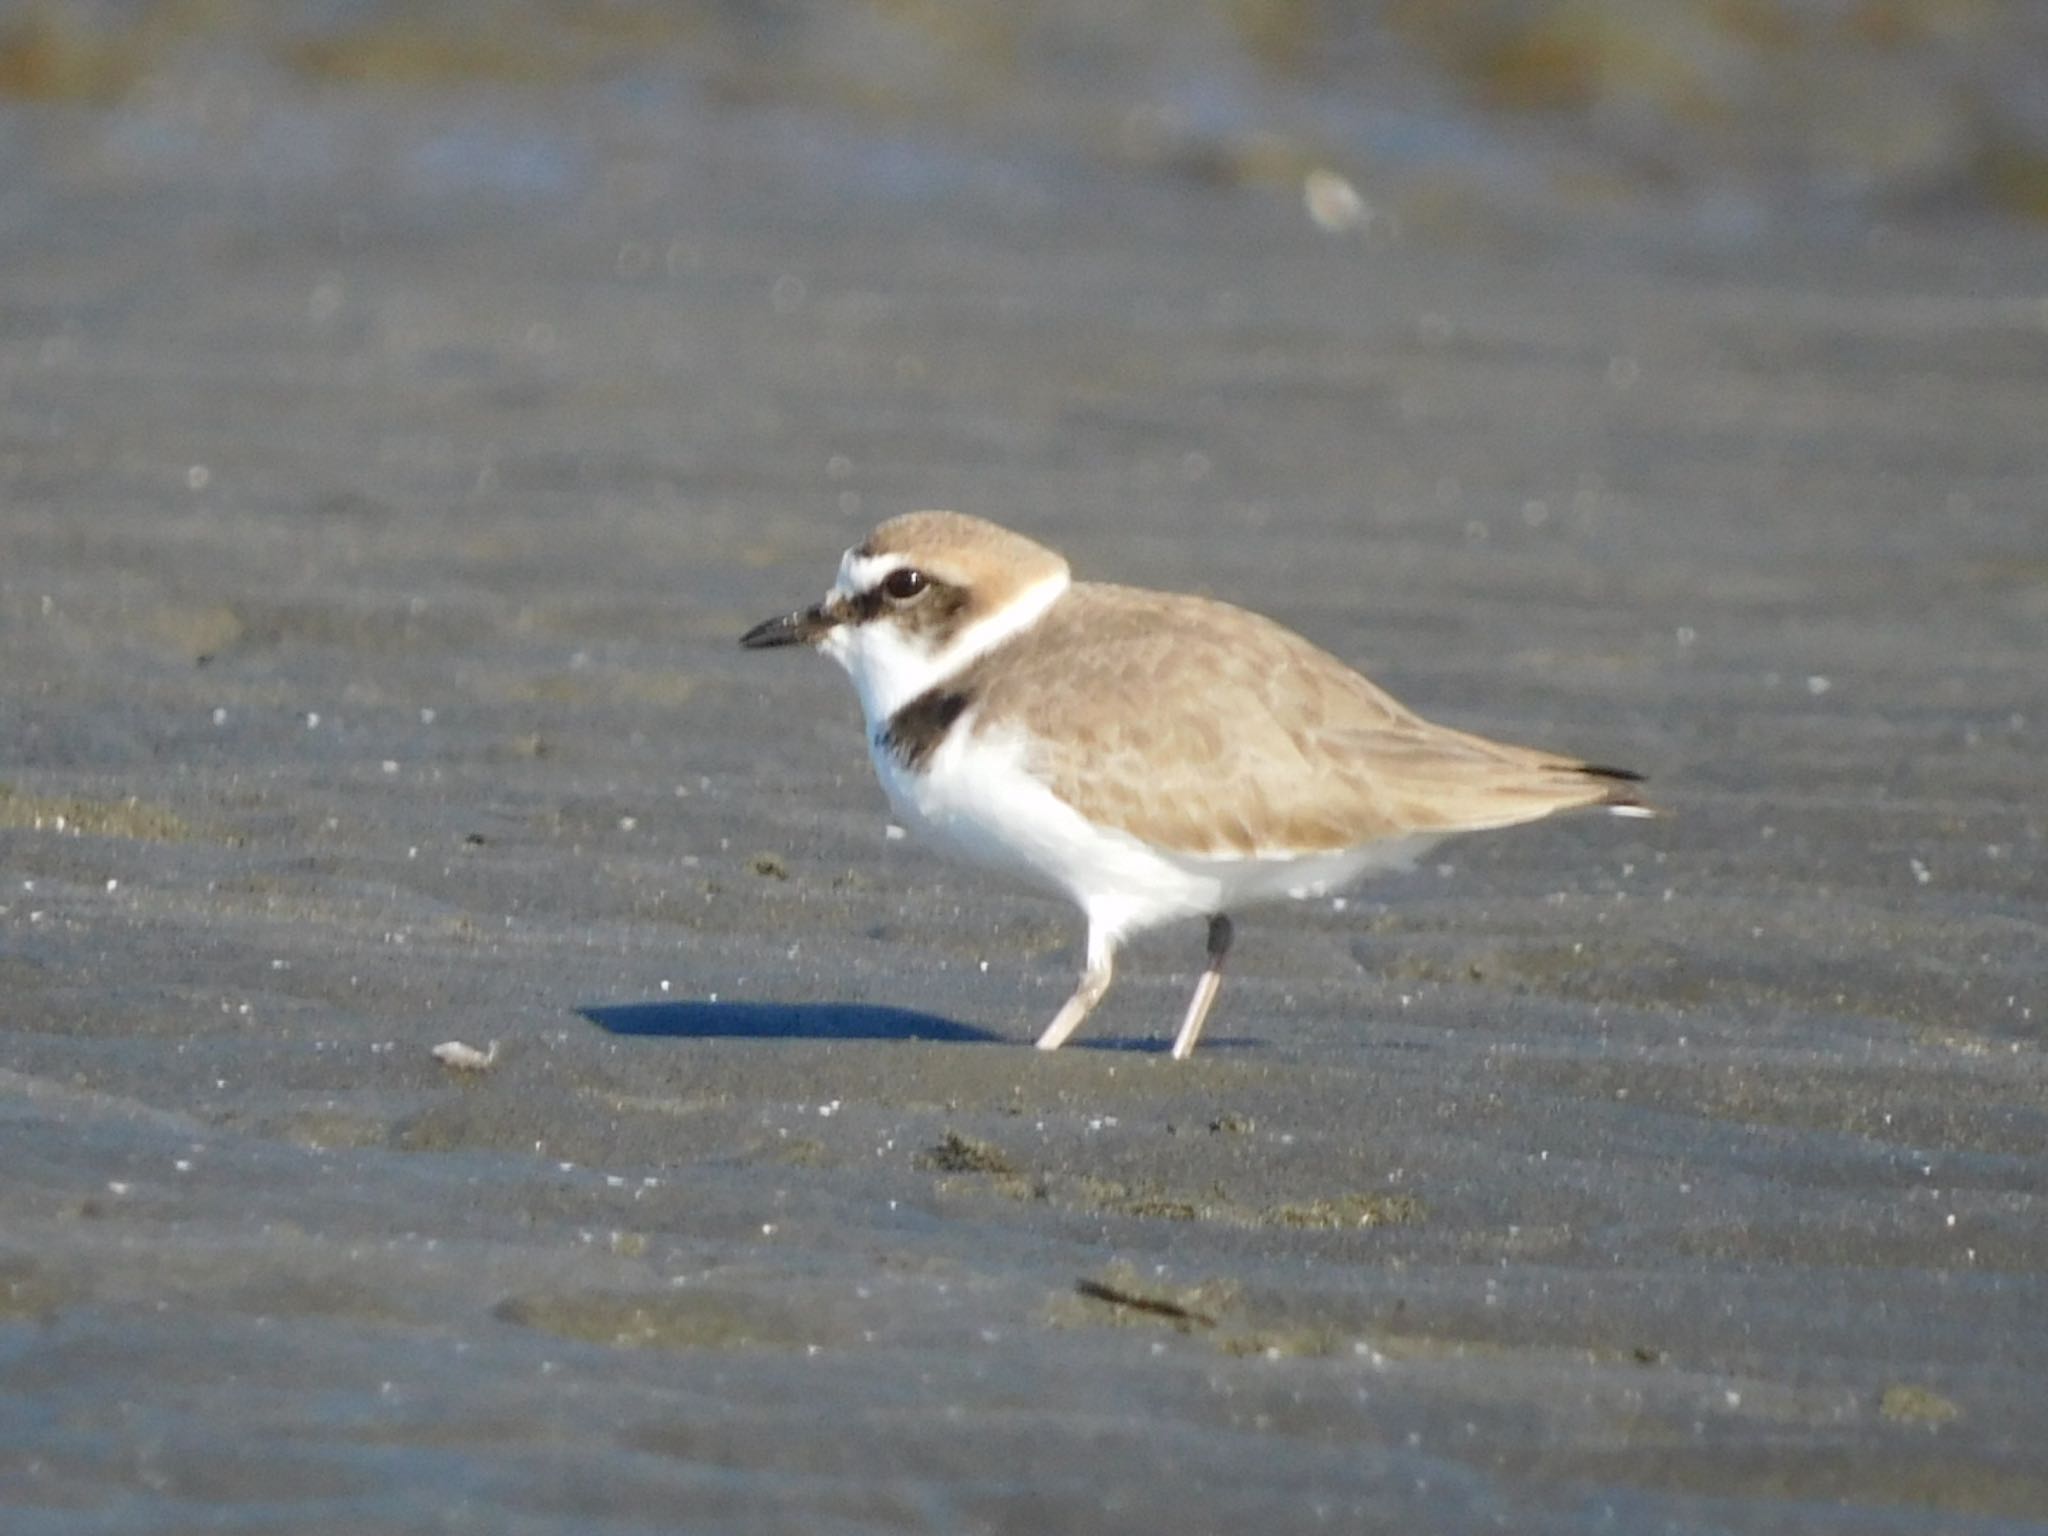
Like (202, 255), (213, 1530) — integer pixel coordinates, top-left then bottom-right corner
(2, 9), (2046, 1532)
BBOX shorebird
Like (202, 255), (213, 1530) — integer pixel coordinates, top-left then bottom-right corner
(742, 511), (1651, 1057)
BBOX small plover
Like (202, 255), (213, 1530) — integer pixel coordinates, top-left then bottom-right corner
(742, 511), (1652, 1058)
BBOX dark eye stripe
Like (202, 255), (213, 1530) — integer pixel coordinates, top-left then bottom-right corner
(844, 574), (971, 635)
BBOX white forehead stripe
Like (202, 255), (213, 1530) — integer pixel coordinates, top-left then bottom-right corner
(833, 550), (907, 601)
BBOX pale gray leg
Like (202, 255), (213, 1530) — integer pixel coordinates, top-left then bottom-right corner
(1035, 920), (1117, 1051)
(1168, 914), (1233, 1061)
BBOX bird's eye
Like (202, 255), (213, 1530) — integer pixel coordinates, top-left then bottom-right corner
(882, 567), (929, 602)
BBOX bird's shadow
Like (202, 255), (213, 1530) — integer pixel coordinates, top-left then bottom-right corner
(580, 999), (1002, 1044)
(581, 999), (1260, 1053)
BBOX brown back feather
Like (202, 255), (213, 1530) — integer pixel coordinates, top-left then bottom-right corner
(962, 582), (1643, 856)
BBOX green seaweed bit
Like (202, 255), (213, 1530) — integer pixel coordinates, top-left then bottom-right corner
(1268, 1192), (1423, 1229)
(918, 1130), (1019, 1176)
(1880, 1384), (1961, 1425)
(1119, 1196), (1202, 1221)
(0, 784), (189, 841)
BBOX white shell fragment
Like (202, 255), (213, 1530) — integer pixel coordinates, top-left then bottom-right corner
(431, 1039), (500, 1072)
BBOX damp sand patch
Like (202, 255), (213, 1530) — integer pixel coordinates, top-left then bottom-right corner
(495, 1288), (841, 1352)
(0, 783), (190, 841)
(919, 1130), (1423, 1230)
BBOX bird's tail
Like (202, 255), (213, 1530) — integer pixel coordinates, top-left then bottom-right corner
(1576, 763), (1658, 818)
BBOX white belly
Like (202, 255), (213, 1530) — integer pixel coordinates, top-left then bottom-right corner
(867, 714), (1440, 946)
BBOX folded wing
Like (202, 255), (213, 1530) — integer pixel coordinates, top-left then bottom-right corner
(972, 583), (1647, 858)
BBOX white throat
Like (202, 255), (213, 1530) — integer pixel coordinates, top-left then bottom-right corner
(821, 562), (1069, 726)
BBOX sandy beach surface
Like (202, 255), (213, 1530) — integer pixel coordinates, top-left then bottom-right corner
(2, 5), (2045, 1531)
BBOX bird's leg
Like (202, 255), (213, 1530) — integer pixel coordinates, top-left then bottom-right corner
(1035, 921), (1117, 1051)
(1169, 913), (1234, 1061)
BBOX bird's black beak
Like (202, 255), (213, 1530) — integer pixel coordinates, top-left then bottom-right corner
(739, 603), (833, 649)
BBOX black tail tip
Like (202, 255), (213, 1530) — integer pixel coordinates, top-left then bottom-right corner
(1579, 762), (1658, 817)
